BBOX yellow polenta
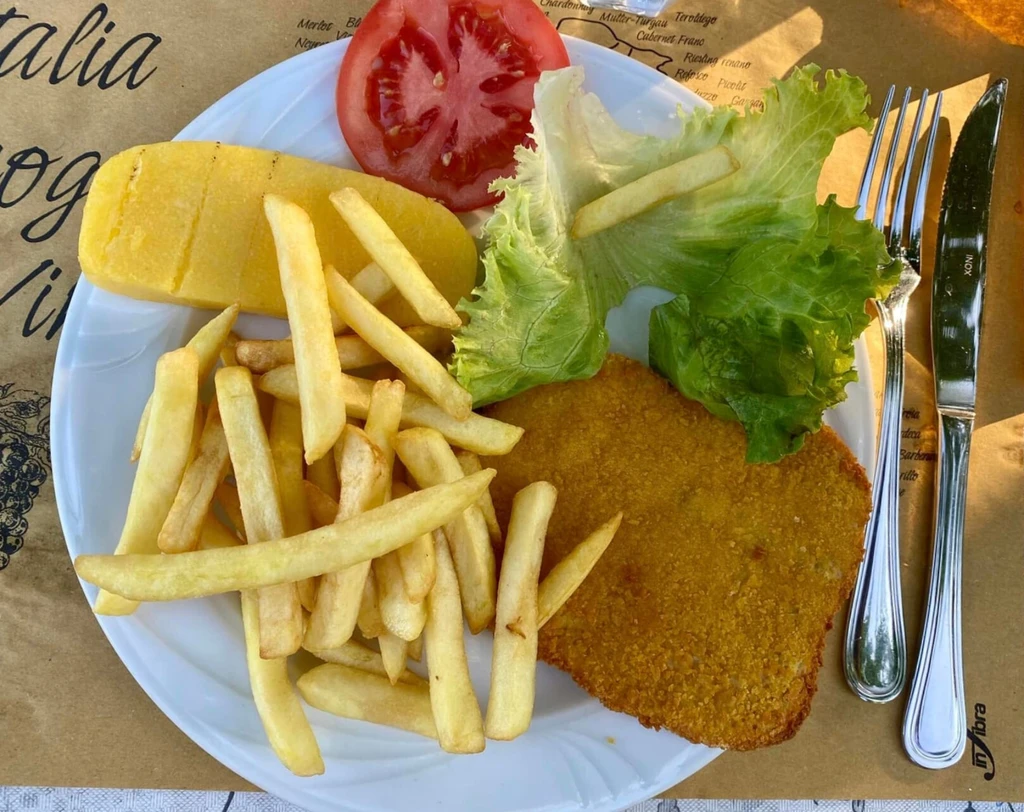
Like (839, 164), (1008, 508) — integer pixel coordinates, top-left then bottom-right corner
(79, 142), (479, 325)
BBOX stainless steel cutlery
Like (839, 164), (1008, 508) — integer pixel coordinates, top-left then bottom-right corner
(844, 78), (1008, 769)
(845, 85), (942, 704)
(902, 78), (1007, 770)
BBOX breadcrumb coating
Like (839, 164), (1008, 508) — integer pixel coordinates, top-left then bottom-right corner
(483, 354), (871, 750)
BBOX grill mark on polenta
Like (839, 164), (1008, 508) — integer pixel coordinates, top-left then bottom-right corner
(171, 143), (221, 295)
(100, 147), (146, 268)
(238, 151), (283, 301)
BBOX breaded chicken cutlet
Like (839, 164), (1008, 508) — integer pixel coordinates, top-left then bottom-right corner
(482, 354), (871, 750)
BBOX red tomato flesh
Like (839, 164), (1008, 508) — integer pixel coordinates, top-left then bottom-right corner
(337, 0), (570, 211)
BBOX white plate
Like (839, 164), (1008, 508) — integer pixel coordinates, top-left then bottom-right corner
(52, 36), (875, 812)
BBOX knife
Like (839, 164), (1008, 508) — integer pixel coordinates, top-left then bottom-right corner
(902, 78), (1007, 770)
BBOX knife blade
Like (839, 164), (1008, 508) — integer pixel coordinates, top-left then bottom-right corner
(903, 78), (1007, 771)
(932, 79), (1007, 413)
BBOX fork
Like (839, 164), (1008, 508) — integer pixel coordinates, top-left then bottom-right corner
(844, 86), (943, 703)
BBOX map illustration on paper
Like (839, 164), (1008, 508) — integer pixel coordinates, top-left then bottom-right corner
(0, 383), (50, 569)
(556, 18), (673, 74)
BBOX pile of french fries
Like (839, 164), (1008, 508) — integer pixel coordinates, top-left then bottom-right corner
(75, 189), (621, 775)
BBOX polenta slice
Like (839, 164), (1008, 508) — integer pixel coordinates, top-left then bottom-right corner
(79, 142), (478, 325)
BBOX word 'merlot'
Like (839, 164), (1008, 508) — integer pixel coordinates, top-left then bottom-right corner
(0, 3), (161, 89)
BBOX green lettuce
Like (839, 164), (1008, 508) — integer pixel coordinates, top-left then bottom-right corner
(649, 198), (891, 461)
(451, 64), (895, 462)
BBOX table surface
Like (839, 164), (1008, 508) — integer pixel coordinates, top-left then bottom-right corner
(0, 790), (1007, 812)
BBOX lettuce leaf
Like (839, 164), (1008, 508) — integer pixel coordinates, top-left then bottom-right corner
(650, 198), (891, 462)
(451, 64), (895, 461)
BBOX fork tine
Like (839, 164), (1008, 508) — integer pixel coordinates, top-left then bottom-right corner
(908, 91), (943, 264)
(872, 87), (912, 232)
(889, 89), (929, 257)
(856, 85), (896, 219)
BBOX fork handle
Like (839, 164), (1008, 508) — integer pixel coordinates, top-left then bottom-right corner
(902, 410), (971, 769)
(844, 300), (908, 702)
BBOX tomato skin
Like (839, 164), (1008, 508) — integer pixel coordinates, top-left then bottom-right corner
(337, 0), (569, 211)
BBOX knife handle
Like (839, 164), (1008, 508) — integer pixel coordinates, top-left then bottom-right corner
(844, 300), (907, 702)
(903, 410), (971, 769)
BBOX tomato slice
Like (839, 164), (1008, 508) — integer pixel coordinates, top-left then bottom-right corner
(337, 0), (569, 211)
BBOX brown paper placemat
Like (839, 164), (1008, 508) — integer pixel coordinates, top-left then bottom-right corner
(1, 0), (1022, 801)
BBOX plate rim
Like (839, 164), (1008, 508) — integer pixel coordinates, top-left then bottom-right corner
(52, 33), (873, 812)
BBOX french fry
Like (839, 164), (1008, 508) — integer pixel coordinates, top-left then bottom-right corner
(236, 340), (296, 375)
(330, 261), (398, 334)
(538, 512), (622, 628)
(397, 531), (437, 604)
(215, 481), (246, 540)
(220, 331), (241, 367)
(197, 512), (242, 550)
(75, 469), (496, 602)
(158, 402), (231, 554)
(131, 400), (153, 464)
(95, 347), (200, 615)
(235, 326), (450, 375)
(360, 380), (426, 650)
(571, 145), (740, 240)
(424, 527), (485, 754)
(257, 389), (276, 435)
(146, 396), (199, 468)
(270, 401), (311, 536)
(485, 481), (556, 740)
(407, 634), (423, 663)
(270, 400), (317, 612)
(186, 403), (205, 466)
(357, 571), (387, 639)
(307, 453), (339, 502)
(238, 333), (379, 374)
(306, 639), (425, 686)
(394, 428), (496, 634)
(264, 194), (346, 463)
(241, 590), (324, 776)
(456, 451), (502, 547)
(131, 305), (239, 462)
(208, 485), (317, 774)
(297, 663), (437, 739)
(259, 368), (524, 456)
(377, 632), (409, 685)
(376, 551), (426, 642)
(330, 187), (461, 330)
(392, 370), (425, 397)
(303, 425), (388, 650)
(312, 379), (402, 648)
(347, 261), (397, 313)
(303, 480), (338, 527)
(391, 481), (436, 603)
(324, 267), (471, 421)
(362, 379), (404, 500)
(215, 366), (302, 659)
